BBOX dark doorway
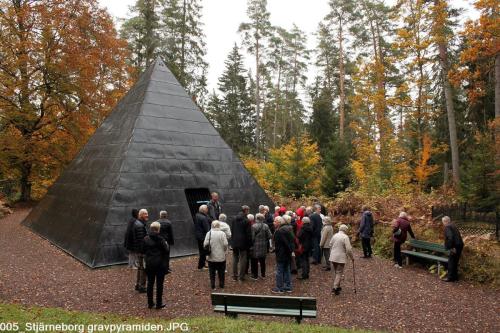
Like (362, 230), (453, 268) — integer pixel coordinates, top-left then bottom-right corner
(184, 188), (211, 222)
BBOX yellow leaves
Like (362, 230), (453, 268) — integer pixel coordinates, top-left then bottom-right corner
(242, 135), (323, 197)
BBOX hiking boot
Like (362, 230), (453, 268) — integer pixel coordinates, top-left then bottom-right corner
(271, 288), (284, 294)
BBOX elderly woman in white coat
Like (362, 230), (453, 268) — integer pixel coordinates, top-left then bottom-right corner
(204, 220), (228, 290)
(329, 224), (354, 295)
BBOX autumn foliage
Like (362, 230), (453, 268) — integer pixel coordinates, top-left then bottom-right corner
(0, 0), (131, 200)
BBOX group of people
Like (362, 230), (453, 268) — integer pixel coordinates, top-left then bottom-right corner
(124, 209), (174, 309)
(194, 195), (363, 295)
(124, 191), (465, 309)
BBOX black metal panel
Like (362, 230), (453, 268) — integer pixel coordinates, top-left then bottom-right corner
(22, 58), (273, 268)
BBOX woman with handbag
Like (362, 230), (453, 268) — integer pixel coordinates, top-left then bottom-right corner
(204, 220), (228, 291)
(392, 212), (416, 268)
(250, 213), (272, 280)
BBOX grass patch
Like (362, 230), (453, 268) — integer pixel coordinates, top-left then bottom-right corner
(0, 302), (368, 333)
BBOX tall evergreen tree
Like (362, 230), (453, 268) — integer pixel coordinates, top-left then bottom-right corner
(120, 0), (208, 106)
(120, 0), (161, 71)
(216, 45), (255, 155)
(239, 0), (272, 156)
(160, 0), (208, 106)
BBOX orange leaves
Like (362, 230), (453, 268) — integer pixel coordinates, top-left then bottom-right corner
(0, 0), (131, 199)
(414, 134), (439, 187)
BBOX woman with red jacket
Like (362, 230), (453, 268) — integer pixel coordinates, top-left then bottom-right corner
(392, 211), (416, 268)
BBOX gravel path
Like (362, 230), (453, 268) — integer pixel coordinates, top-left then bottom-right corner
(1, 208), (499, 332)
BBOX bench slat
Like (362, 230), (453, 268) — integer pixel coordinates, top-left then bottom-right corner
(402, 250), (448, 262)
(211, 293), (316, 310)
(408, 240), (449, 254)
(214, 305), (317, 318)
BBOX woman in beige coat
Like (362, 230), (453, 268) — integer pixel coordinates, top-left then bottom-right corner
(329, 224), (354, 295)
(319, 217), (334, 271)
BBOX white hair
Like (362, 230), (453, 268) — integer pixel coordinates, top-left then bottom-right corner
(255, 213), (265, 222)
(399, 211), (408, 218)
(339, 224), (348, 232)
(275, 206), (280, 211)
(212, 220), (220, 229)
(442, 216), (451, 224)
(302, 217), (311, 224)
(274, 216), (284, 224)
(219, 213), (227, 222)
(138, 209), (148, 218)
(150, 221), (160, 232)
(199, 204), (208, 213)
(283, 215), (291, 224)
(247, 214), (255, 221)
(259, 205), (266, 212)
(160, 210), (167, 218)
(264, 205), (270, 211)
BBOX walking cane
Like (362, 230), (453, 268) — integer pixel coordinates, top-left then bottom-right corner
(352, 259), (357, 294)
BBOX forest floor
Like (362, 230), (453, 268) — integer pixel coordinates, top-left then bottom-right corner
(1, 208), (499, 333)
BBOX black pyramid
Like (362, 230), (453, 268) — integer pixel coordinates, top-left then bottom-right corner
(22, 58), (273, 268)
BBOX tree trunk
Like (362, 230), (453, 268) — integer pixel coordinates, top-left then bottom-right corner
(255, 36), (261, 156)
(338, 14), (346, 140)
(438, 42), (460, 186)
(495, 53), (500, 190)
(20, 162), (32, 202)
(273, 50), (282, 148)
(180, 0), (187, 84)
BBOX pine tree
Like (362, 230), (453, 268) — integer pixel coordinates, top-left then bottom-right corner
(309, 86), (335, 156)
(239, 0), (272, 156)
(431, 0), (460, 186)
(121, 0), (208, 106)
(216, 45), (255, 154)
(160, 0), (208, 106)
(322, 138), (352, 196)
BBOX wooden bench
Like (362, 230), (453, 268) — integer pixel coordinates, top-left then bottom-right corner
(402, 239), (449, 275)
(211, 292), (317, 324)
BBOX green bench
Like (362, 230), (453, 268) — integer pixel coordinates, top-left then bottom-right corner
(402, 239), (450, 275)
(211, 292), (317, 324)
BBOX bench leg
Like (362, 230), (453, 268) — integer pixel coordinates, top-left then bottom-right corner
(405, 255), (409, 266)
(437, 262), (441, 276)
(295, 317), (302, 324)
(226, 313), (238, 319)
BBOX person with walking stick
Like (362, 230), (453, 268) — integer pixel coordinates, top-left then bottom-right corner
(328, 224), (354, 295)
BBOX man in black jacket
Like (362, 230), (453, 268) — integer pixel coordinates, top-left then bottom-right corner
(194, 205), (210, 270)
(231, 205), (251, 281)
(442, 216), (464, 282)
(156, 210), (174, 273)
(207, 192), (222, 221)
(133, 209), (148, 292)
(309, 205), (323, 265)
(144, 221), (169, 309)
(124, 208), (139, 268)
(272, 216), (295, 293)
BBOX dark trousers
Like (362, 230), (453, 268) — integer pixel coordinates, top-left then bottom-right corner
(136, 254), (146, 289)
(361, 237), (372, 257)
(312, 236), (321, 263)
(250, 257), (266, 278)
(300, 251), (310, 278)
(208, 261), (226, 289)
(146, 269), (165, 307)
(232, 248), (248, 280)
(394, 242), (402, 266)
(197, 239), (206, 269)
(447, 247), (463, 281)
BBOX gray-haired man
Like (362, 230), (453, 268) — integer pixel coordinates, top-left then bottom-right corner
(155, 210), (174, 273)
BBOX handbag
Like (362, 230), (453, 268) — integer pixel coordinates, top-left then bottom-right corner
(204, 231), (211, 255)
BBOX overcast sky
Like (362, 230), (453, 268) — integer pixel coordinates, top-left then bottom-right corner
(99, 0), (477, 95)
